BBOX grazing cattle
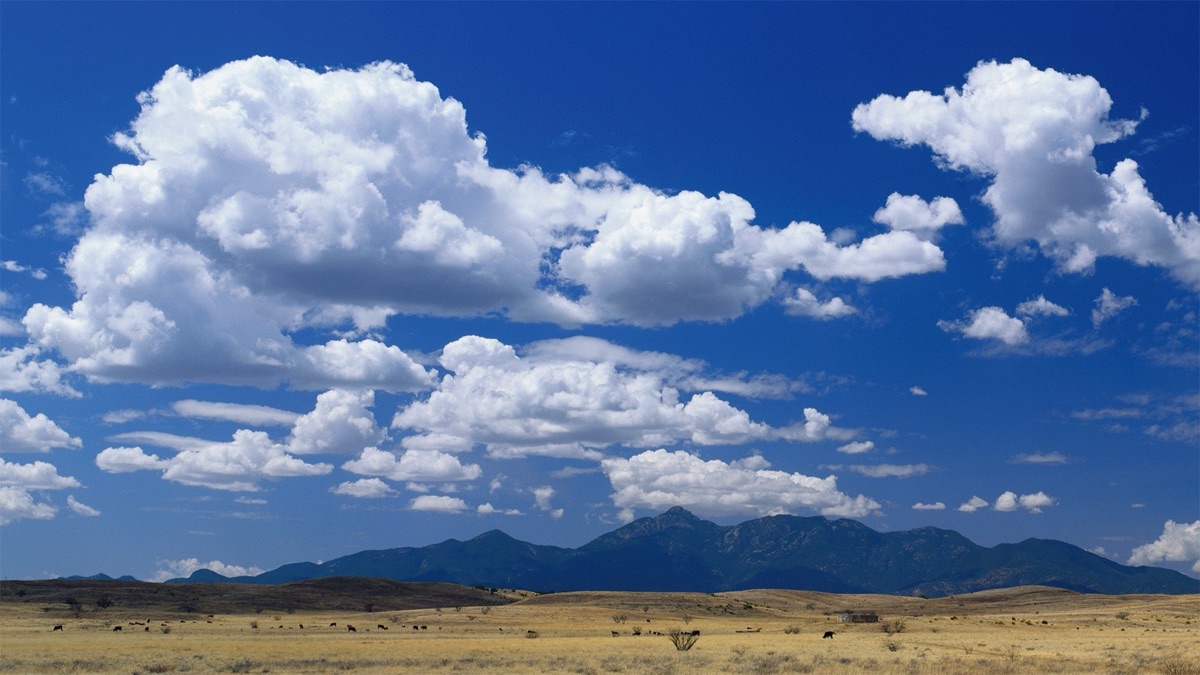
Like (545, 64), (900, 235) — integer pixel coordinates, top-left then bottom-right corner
(823, 630), (836, 639)
(611, 631), (619, 637)
(413, 625), (419, 630)
(112, 626), (122, 632)
(347, 625), (357, 632)
(299, 625), (304, 629)
(329, 622), (337, 627)
(377, 624), (388, 630)
(420, 625), (427, 630)
(52, 625), (63, 631)
(145, 627), (150, 632)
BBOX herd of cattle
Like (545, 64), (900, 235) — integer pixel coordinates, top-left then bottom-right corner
(48, 620), (841, 638)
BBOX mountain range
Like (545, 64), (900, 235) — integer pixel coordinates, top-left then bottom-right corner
(167, 508), (1197, 596)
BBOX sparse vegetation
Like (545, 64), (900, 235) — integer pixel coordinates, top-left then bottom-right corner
(880, 619), (907, 635)
(1160, 654), (1200, 675)
(2, 581), (1197, 674)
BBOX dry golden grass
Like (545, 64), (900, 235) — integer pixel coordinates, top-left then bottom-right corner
(2, 585), (1197, 674)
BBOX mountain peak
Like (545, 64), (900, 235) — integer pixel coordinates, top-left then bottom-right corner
(660, 506), (701, 520)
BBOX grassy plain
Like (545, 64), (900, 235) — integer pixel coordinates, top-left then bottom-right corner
(2, 583), (1197, 674)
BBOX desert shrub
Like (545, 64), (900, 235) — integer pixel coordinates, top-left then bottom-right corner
(1115, 611), (1130, 620)
(143, 664), (176, 673)
(526, 630), (539, 639)
(880, 619), (906, 634)
(248, 621), (258, 629)
(613, 613), (629, 624)
(1160, 654), (1200, 675)
(748, 653), (795, 674)
(160, 627), (171, 634)
(886, 642), (900, 652)
(667, 628), (699, 651)
(783, 625), (801, 634)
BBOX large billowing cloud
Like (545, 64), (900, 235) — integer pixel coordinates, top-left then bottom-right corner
(1128, 519), (1200, 573)
(601, 449), (880, 521)
(393, 335), (852, 458)
(286, 389), (386, 455)
(20, 57), (946, 388)
(854, 58), (1200, 287)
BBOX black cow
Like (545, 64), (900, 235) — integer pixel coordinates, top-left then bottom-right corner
(823, 630), (836, 639)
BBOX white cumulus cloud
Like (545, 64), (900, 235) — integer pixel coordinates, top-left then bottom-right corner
(410, 494), (468, 513)
(0, 458), (81, 490)
(394, 335), (849, 459)
(341, 447), (481, 483)
(837, 441), (875, 455)
(993, 490), (1056, 513)
(0, 346), (80, 397)
(939, 306), (1028, 345)
(286, 389), (386, 455)
(95, 430), (330, 492)
(782, 288), (857, 320)
(912, 501), (946, 511)
(872, 193), (963, 239)
(0, 486), (57, 525)
(854, 58), (1200, 288)
(0, 399), (82, 452)
(957, 496), (989, 512)
(330, 477), (396, 499)
(601, 449), (880, 521)
(17, 57), (950, 391)
(1128, 520), (1200, 573)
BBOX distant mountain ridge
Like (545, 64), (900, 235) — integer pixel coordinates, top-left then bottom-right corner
(57, 573), (140, 582)
(169, 508), (1198, 596)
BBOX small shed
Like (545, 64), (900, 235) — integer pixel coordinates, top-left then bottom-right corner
(837, 611), (879, 624)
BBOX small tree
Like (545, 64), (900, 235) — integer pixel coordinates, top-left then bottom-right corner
(667, 628), (699, 651)
(612, 613), (629, 624)
(95, 596), (114, 610)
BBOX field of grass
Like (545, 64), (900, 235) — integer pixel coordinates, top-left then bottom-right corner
(2, 583), (1197, 674)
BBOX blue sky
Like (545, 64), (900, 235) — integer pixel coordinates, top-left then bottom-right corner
(2, 2), (1197, 582)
